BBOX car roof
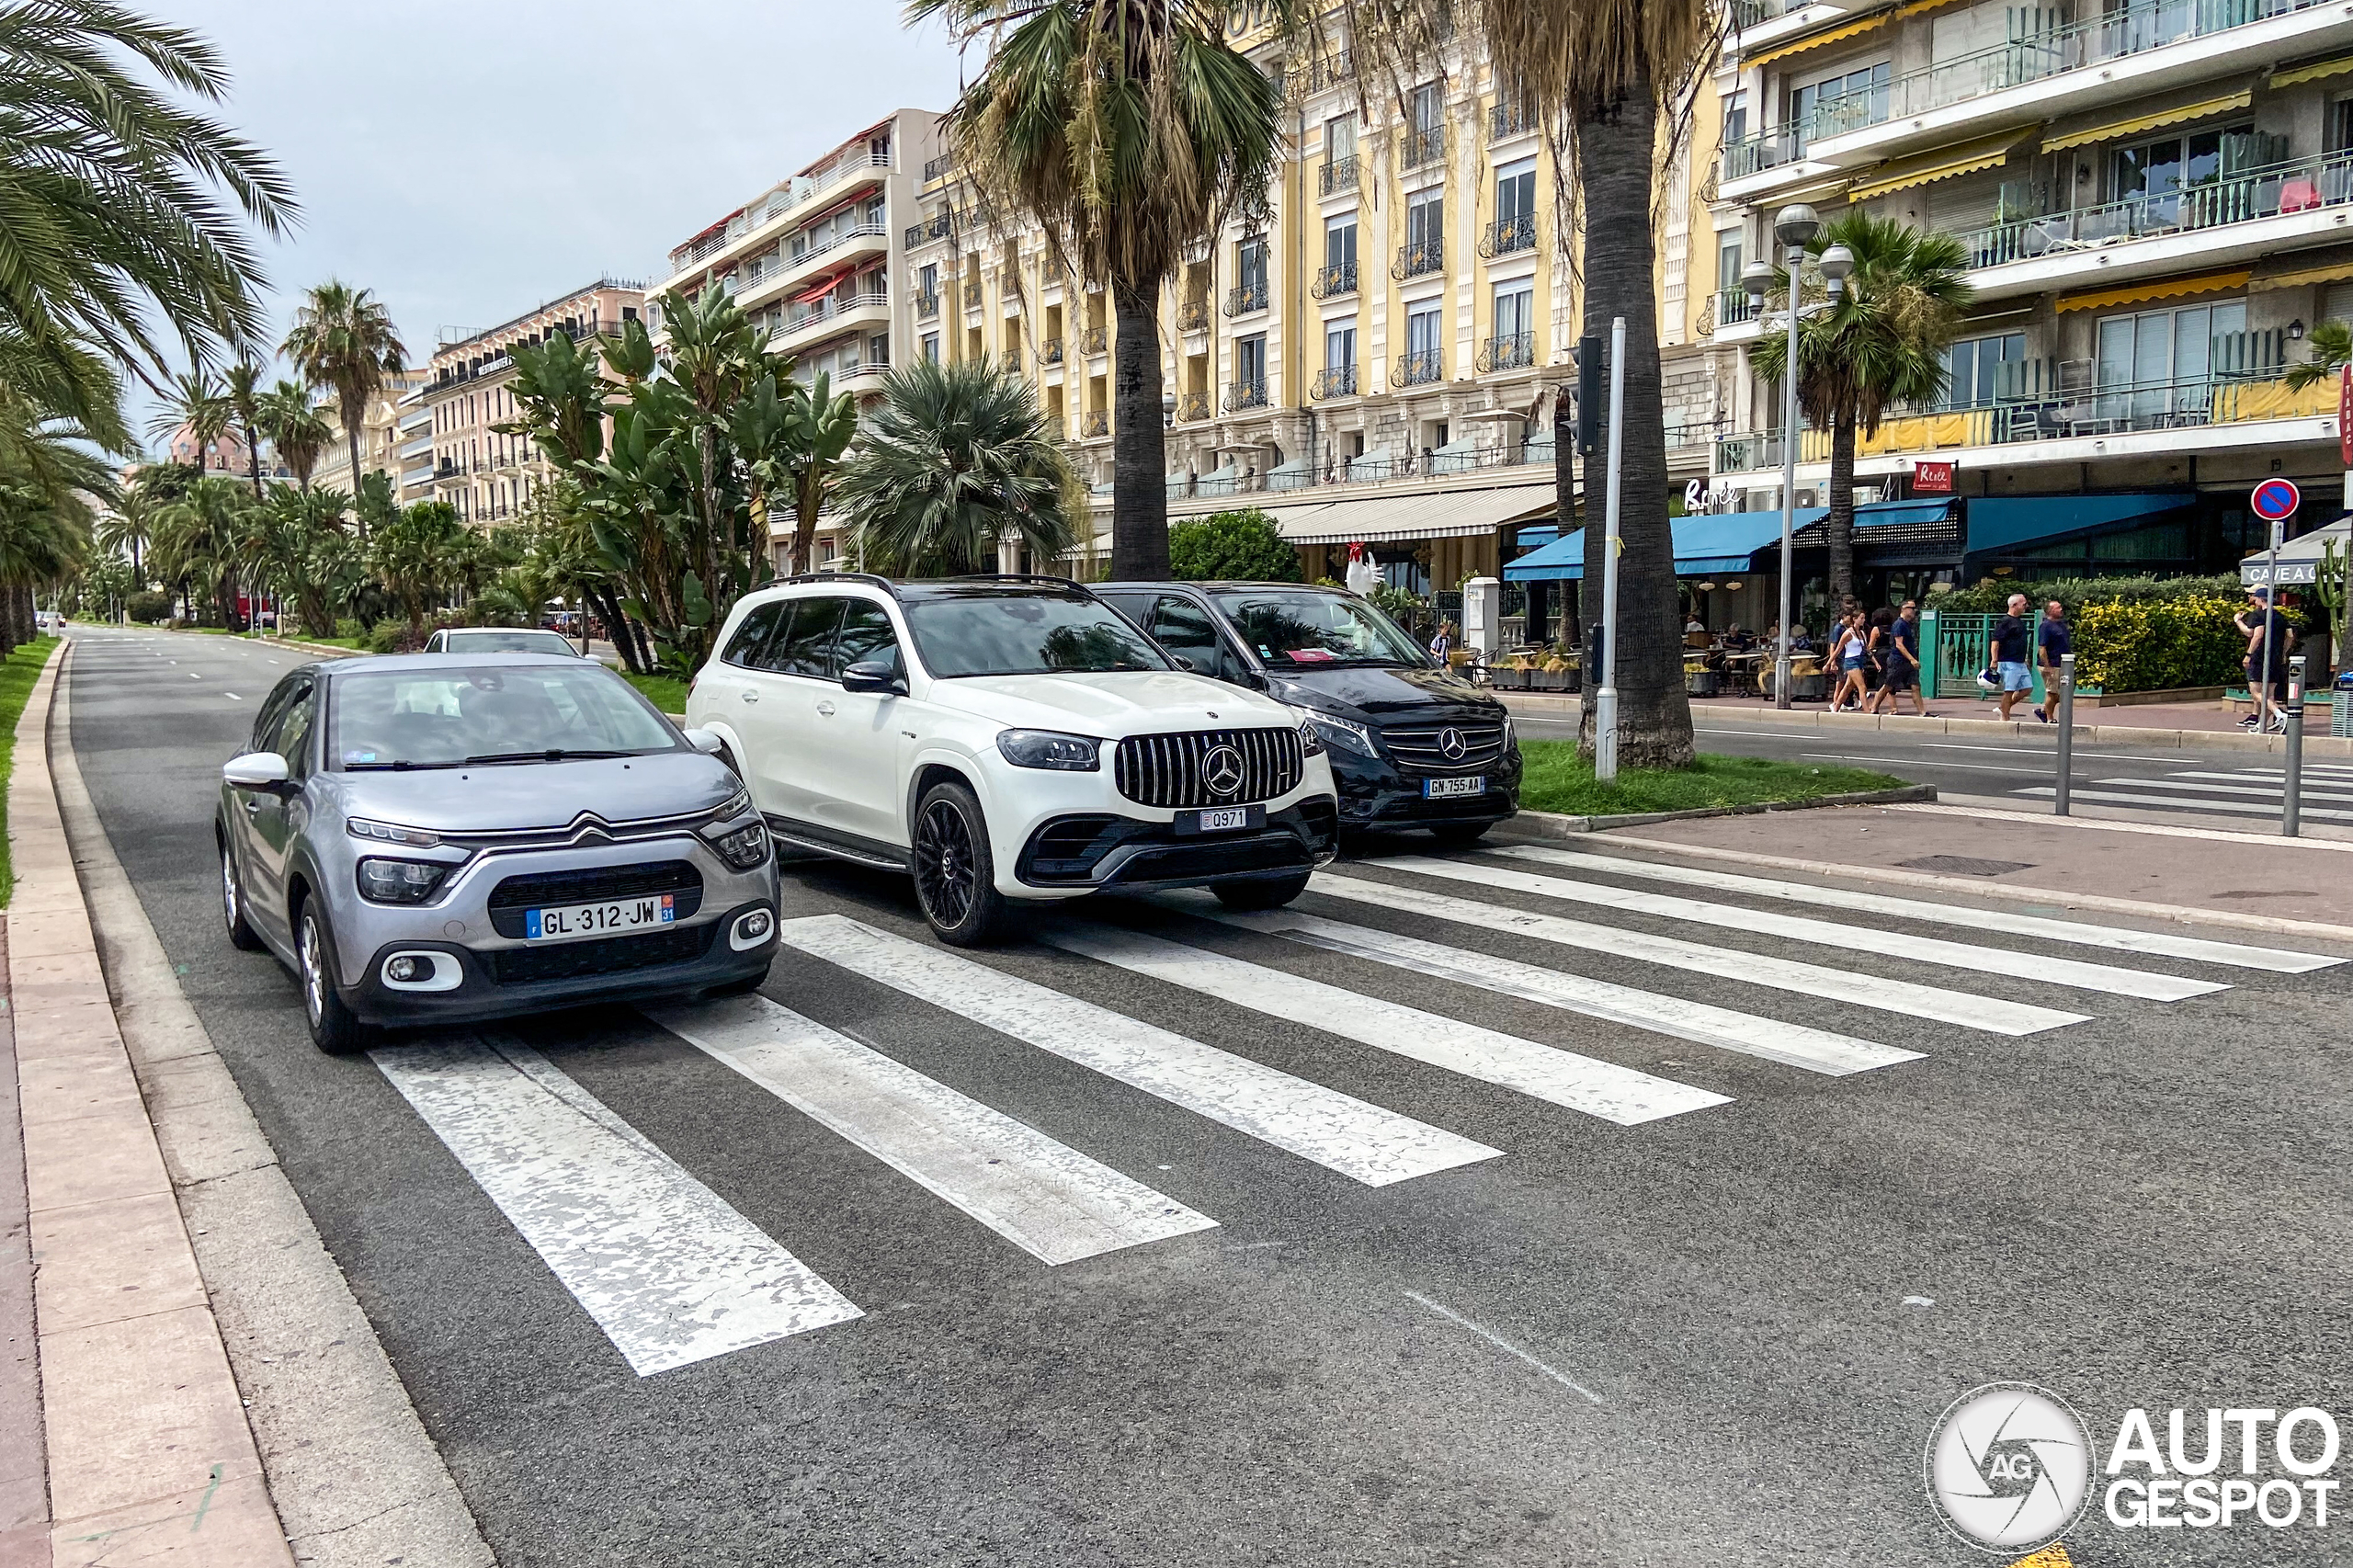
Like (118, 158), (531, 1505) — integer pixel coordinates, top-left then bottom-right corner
(323, 652), (604, 676)
(1097, 581), (1346, 593)
(741, 574), (1096, 607)
(443, 627), (568, 637)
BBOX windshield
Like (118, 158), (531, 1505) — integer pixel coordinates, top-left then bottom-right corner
(904, 592), (1171, 677)
(330, 665), (677, 769)
(1211, 590), (1431, 669)
(447, 630), (575, 654)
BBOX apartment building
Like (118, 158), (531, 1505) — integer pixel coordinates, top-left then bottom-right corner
(905, 16), (1729, 604)
(1706, 0), (2353, 621)
(422, 278), (645, 525)
(315, 368), (427, 501)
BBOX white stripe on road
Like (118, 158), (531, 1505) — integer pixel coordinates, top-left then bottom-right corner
(776, 915), (1496, 1186)
(1307, 871), (2086, 1036)
(1804, 752), (2045, 775)
(1370, 856), (2222, 1003)
(2013, 787), (2353, 824)
(222, 691), (239, 700)
(1492, 845), (2336, 975)
(2092, 775), (2353, 802)
(646, 994), (1216, 1265)
(1040, 923), (1728, 1125)
(1195, 902), (1920, 1076)
(373, 1037), (860, 1376)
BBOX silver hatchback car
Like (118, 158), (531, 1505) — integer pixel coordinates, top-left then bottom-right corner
(217, 653), (779, 1053)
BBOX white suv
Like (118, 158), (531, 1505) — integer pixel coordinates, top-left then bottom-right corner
(687, 575), (1339, 945)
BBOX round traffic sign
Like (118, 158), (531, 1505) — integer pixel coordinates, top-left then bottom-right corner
(2252, 477), (2301, 521)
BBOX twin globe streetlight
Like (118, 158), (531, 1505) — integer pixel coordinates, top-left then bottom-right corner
(1740, 204), (1853, 710)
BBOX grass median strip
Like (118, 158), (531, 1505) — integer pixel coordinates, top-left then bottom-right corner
(624, 671), (689, 716)
(1517, 740), (1906, 819)
(0, 635), (61, 903)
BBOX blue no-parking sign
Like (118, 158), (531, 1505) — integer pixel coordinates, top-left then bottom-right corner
(2252, 477), (2301, 522)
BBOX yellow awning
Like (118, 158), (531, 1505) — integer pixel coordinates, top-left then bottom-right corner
(2056, 268), (2253, 313)
(2271, 53), (2353, 89)
(2251, 256), (2353, 292)
(1846, 134), (2019, 202)
(1746, 11), (1893, 71)
(2041, 90), (2254, 153)
(1894, 0), (1972, 17)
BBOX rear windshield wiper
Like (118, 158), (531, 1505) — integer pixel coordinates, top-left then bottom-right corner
(459, 748), (642, 765)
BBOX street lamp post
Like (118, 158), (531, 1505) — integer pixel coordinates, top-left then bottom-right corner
(1744, 206), (1849, 710)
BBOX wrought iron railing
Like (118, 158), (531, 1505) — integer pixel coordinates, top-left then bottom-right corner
(1319, 153), (1359, 196)
(1311, 366), (1358, 399)
(1392, 239), (1443, 279)
(1083, 409), (1109, 437)
(1040, 336), (1064, 364)
(923, 153), (955, 182)
(1479, 213), (1536, 258)
(1175, 390), (1211, 422)
(915, 291), (940, 320)
(1395, 349), (1443, 386)
(1225, 378), (1268, 411)
(1311, 261), (1358, 299)
(1177, 298), (1211, 333)
(963, 278), (982, 306)
(1224, 281), (1269, 316)
(1399, 124), (1446, 171)
(1490, 100), (1533, 141)
(1476, 333), (1534, 373)
(1080, 324), (1108, 355)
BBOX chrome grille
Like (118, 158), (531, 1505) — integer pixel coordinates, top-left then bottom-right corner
(1114, 728), (1304, 808)
(1382, 721), (1509, 772)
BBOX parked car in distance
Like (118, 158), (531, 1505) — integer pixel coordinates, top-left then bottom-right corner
(217, 654), (779, 1054)
(1094, 581), (1519, 844)
(422, 627), (585, 657)
(687, 574), (1339, 946)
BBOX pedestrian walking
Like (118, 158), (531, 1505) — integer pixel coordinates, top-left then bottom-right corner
(1992, 593), (2034, 721)
(1832, 611), (1870, 711)
(2237, 585), (2294, 733)
(2031, 599), (2070, 723)
(1428, 619), (1455, 664)
(1866, 598), (1930, 717)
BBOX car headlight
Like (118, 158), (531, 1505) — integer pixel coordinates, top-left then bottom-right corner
(1307, 713), (1379, 757)
(347, 816), (441, 849)
(708, 819), (769, 870)
(711, 789), (752, 823)
(357, 857), (451, 904)
(1502, 713), (1517, 749)
(996, 729), (1101, 770)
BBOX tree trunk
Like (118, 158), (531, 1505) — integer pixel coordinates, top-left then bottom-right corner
(1574, 74), (1694, 769)
(1109, 277), (1170, 581)
(1827, 414), (1857, 601)
(244, 419), (266, 503)
(1552, 384), (1577, 658)
(344, 400), (366, 539)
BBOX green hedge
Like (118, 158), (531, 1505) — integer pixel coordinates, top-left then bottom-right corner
(1168, 509), (1300, 582)
(1936, 574), (2245, 617)
(1937, 574), (2305, 692)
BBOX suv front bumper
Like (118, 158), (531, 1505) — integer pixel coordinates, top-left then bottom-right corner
(1329, 745), (1522, 831)
(1015, 800), (1337, 891)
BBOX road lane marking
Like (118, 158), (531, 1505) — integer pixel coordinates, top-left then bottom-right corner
(646, 994), (1217, 1265)
(372, 1037), (860, 1374)
(1307, 871), (2087, 1035)
(1803, 752), (2045, 775)
(2012, 787), (2353, 823)
(2106, 773), (2353, 801)
(776, 915), (1497, 1186)
(222, 692), (239, 700)
(1185, 900), (1919, 1075)
(1370, 857), (2223, 1003)
(1493, 846), (2337, 974)
(1402, 1290), (1602, 1405)
(1040, 922), (1729, 1124)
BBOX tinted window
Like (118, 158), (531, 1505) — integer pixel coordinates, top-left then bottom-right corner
(252, 675), (302, 754)
(1149, 595), (1241, 682)
(446, 630), (576, 655)
(1211, 589), (1429, 668)
(329, 665), (677, 768)
(276, 685), (318, 778)
(761, 597), (845, 677)
(903, 591), (1171, 677)
(832, 599), (902, 678)
(722, 601), (785, 667)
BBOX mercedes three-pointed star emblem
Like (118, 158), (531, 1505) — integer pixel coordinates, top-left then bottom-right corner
(1199, 744), (1245, 797)
(1438, 727), (1467, 760)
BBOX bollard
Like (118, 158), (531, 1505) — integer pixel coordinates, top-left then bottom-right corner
(2053, 653), (2075, 816)
(2283, 654), (2306, 838)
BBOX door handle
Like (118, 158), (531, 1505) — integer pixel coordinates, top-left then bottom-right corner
(740, 689), (758, 703)
(243, 799), (262, 816)
(816, 699), (836, 717)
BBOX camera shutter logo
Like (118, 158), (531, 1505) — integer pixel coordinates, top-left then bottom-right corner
(1925, 1382), (2093, 1553)
(1200, 744), (1245, 797)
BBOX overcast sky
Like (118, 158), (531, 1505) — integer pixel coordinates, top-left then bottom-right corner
(140, 0), (968, 439)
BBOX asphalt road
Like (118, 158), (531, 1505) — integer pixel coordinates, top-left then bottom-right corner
(62, 625), (2353, 1567)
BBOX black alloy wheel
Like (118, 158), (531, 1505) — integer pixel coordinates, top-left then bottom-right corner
(910, 781), (1008, 946)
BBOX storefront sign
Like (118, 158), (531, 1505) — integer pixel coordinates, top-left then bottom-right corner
(1914, 460), (1955, 494)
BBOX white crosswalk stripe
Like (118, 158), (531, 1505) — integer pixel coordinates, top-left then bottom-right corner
(1307, 869), (2089, 1035)
(775, 913), (1500, 1186)
(1360, 856), (2222, 1003)
(373, 1036), (862, 1376)
(1488, 844), (2336, 974)
(2090, 775), (2353, 803)
(645, 994), (1218, 1265)
(2016, 786), (2353, 823)
(1038, 921), (1731, 1124)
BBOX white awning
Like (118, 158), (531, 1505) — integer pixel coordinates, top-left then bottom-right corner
(1263, 479), (1560, 546)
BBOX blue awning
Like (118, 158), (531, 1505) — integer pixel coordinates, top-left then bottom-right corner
(1964, 493), (2193, 555)
(1506, 499), (1951, 582)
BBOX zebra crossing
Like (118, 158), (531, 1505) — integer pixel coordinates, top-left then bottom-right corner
(2014, 757), (2353, 824)
(367, 843), (2345, 1379)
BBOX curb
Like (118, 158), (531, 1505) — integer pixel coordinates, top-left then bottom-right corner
(1495, 691), (2353, 757)
(1495, 784), (1938, 837)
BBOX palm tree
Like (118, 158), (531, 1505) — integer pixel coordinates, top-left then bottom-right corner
(837, 356), (1075, 575)
(257, 380), (330, 491)
(144, 367), (232, 464)
(152, 472), (250, 625)
(907, 0), (1290, 581)
(0, 2), (296, 391)
(97, 483), (159, 581)
(281, 281), (405, 532)
(0, 391), (107, 650)
(370, 498), (464, 631)
(2286, 319), (2353, 392)
(779, 372), (858, 574)
(1750, 211), (1972, 600)
(224, 357), (268, 499)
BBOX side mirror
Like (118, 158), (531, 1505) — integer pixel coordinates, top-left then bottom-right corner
(223, 752), (291, 791)
(1170, 654), (1198, 673)
(841, 661), (907, 696)
(681, 728), (726, 756)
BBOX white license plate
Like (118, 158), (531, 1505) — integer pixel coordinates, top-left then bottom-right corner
(1424, 776), (1486, 800)
(525, 894), (676, 942)
(1196, 808), (1252, 832)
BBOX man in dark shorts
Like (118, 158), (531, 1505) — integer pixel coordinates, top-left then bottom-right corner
(2031, 600), (2070, 723)
(1867, 598), (1927, 716)
(2238, 585), (2293, 733)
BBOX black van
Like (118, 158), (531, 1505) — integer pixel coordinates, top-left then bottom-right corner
(1096, 581), (1520, 845)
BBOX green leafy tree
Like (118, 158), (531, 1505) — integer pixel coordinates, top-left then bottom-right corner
(837, 356), (1075, 576)
(281, 281), (405, 532)
(257, 380), (331, 491)
(777, 372), (858, 575)
(369, 498), (464, 631)
(143, 367), (231, 459)
(151, 472), (250, 626)
(0, 392), (105, 649)
(2286, 320), (2353, 391)
(250, 485), (359, 635)
(97, 482), (158, 580)
(223, 356), (268, 498)
(1750, 211), (1973, 600)
(1168, 508), (1300, 582)
(910, 0), (1291, 581)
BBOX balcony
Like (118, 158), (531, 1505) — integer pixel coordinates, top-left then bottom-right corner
(1225, 378), (1268, 412)
(1319, 153), (1359, 196)
(1040, 336), (1064, 365)
(1395, 349), (1443, 386)
(903, 210), (958, 251)
(1399, 124), (1446, 172)
(962, 278), (983, 308)
(915, 290), (940, 320)
(1311, 366), (1358, 399)
(1714, 287), (1762, 331)
(665, 150), (892, 277)
(1080, 324), (1108, 356)
(736, 224), (892, 314)
(1175, 390), (1211, 422)
(1302, 49), (1352, 94)
(1392, 238), (1444, 280)
(1479, 213), (1536, 259)
(1224, 280), (1269, 316)
(1475, 333), (1535, 373)
(1177, 298), (1211, 333)
(1083, 409), (1110, 437)
(1490, 101), (1534, 142)
(784, 288), (891, 342)
(923, 153), (956, 183)
(1311, 261), (1358, 299)
(400, 464), (435, 490)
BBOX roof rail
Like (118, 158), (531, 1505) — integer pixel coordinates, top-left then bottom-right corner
(942, 573), (1091, 590)
(778, 571), (902, 598)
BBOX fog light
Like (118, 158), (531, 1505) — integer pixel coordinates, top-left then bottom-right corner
(741, 909), (773, 938)
(387, 956), (420, 982)
(730, 908), (776, 950)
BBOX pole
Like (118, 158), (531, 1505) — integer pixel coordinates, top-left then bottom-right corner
(2284, 653), (2306, 838)
(2258, 517), (2282, 727)
(2053, 653), (2075, 816)
(1596, 315), (1628, 783)
(1774, 247), (1802, 710)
